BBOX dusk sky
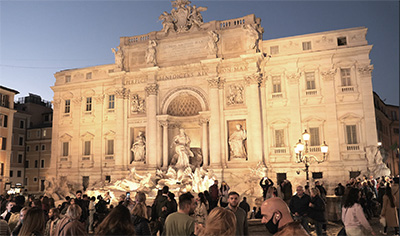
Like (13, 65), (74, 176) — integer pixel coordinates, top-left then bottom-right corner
(1, 0), (399, 105)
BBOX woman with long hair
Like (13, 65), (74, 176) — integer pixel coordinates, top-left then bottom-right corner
(308, 188), (326, 236)
(132, 192), (151, 236)
(195, 192), (208, 225)
(18, 207), (45, 236)
(380, 186), (399, 235)
(95, 205), (135, 236)
(55, 204), (86, 236)
(198, 207), (236, 236)
(219, 181), (230, 207)
(342, 188), (375, 236)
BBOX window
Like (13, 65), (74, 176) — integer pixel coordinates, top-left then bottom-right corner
(43, 130), (47, 137)
(19, 120), (25, 129)
(0, 163), (3, 175)
(35, 145), (39, 151)
(18, 154), (23, 163)
(86, 97), (92, 111)
(34, 177), (37, 182)
(305, 72), (316, 90)
(44, 114), (50, 122)
(270, 46), (279, 55)
(84, 141), (91, 155)
(86, 72), (92, 80)
(312, 172), (323, 179)
(35, 160), (38, 168)
(41, 144), (45, 151)
(36, 130), (41, 137)
(392, 111), (398, 120)
(3, 115), (7, 127)
(337, 37), (347, 46)
(340, 69), (351, 86)
(346, 125), (358, 144)
(26, 146), (30, 152)
(17, 171), (21, 177)
(18, 137), (24, 146)
(10, 170), (13, 177)
(275, 129), (285, 147)
(272, 76), (282, 93)
(1, 137), (6, 150)
(106, 175), (111, 183)
(107, 140), (114, 155)
(65, 100), (71, 113)
(309, 127), (320, 146)
(394, 128), (399, 134)
(24, 178), (28, 185)
(25, 160), (29, 168)
(349, 171), (361, 179)
(65, 75), (71, 83)
(62, 142), (69, 156)
(41, 160), (45, 168)
(108, 95), (115, 109)
(302, 41), (312, 51)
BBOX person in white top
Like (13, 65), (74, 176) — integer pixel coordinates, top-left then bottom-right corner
(342, 187), (375, 236)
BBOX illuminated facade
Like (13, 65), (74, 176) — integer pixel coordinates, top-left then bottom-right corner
(0, 86), (19, 194)
(49, 1), (383, 193)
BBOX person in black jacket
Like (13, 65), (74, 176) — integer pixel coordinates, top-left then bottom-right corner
(260, 177), (274, 200)
(308, 187), (326, 236)
(95, 205), (135, 236)
(289, 185), (311, 234)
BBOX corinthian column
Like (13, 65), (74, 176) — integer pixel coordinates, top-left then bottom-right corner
(145, 83), (158, 167)
(199, 118), (209, 167)
(115, 88), (129, 169)
(207, 78), (221, 167)
(160, 121), (169, 168)
(245, 73), (263, 163)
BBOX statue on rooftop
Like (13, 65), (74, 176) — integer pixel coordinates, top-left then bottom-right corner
(145, 40), (157, 66)
(159, 11), (175, 34)
(206, 31), (219, 57)
(111, 46), (124, 69)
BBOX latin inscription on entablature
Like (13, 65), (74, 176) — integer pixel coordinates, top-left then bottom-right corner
(219, 65), (248, 74)
(156, 71), (208, 81)
(124, 77), (147, 85)
(157, 37), (208, 63)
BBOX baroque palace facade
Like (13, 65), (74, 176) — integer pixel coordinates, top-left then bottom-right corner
(49, 1), (381, 193)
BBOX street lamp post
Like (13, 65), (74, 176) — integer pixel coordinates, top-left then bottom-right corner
(294, 129), (329, 186)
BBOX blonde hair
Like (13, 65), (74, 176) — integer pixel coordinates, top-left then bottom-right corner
(66, 204), (82, 220)
(18, 207), (45, 236)
(131, 202), (148, 219)
(199, 207), (236, 236)
(311, 187), (320, 196)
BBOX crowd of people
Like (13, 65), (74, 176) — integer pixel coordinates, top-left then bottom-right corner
(0, 175), (398, 236)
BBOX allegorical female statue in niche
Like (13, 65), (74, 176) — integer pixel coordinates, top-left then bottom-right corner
(229, 124), (247, 159)
(172, 128), (194, 169)
(131, 131), (146, 163)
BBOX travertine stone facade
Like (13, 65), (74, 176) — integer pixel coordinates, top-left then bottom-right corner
(50, 1), (379, 193)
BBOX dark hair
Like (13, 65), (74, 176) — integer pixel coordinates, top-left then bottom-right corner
(15, 195), (25, 206)
(95, 205), (135, 236)
(76, 190), (82, 194)
(198, 192), (207, 205)
(162, 186), (169, 194)
(343, 188), (360, 208)
(91, 196), (96, 201)
(65, 196), (70, 201)
(228, 191), (239, 197)
(178, 192), (194, 210)
(385, 186), (395, 208)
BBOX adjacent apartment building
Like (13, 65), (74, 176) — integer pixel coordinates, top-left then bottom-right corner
(374, 92), (399, 176)
(0, 86), (19, 194)
(11, 94), (53, 193)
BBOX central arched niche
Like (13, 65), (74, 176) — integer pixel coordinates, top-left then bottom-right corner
(166, 93), (202, 116)
(161, 87), (209, 167)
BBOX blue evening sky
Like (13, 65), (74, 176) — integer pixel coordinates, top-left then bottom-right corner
(0, 0), (398, 105)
